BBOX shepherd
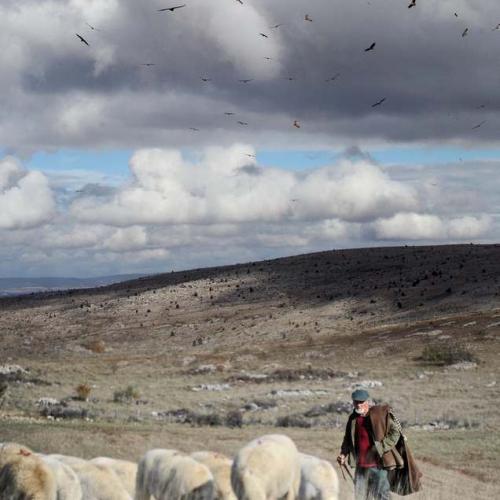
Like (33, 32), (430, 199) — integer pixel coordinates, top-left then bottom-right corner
(336, 389), (422, 499)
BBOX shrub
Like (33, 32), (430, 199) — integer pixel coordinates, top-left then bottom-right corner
(83, 339), (106, 353)
(75, 383), (92, 401)
(113, 385), (140, 403)
(419, 343), (476, 366)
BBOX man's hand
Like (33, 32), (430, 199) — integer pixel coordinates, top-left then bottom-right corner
(337, 454), (346, 465)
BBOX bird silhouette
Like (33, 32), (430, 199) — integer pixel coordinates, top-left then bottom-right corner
(201, 77), (211, 82)
(305, 14), (313, 22)
(270, 23), (284, 29)
(325, 73), (340, 82)
(364, 42), (376, 52)
(237, 121), (248, 126)
(86, 22), (99, 31)
(264, 56), (273, 60)
(408, 0), (416, 8)
(492, 23), (500, 31)
(236, 0), (243, 4)
(140, 63), (155, 67)
(157, 4), (186, 12)
(76, 33), (89, 46)
(189, 127), (200, 131)
(245, 154), (256, 158)
(471, 120), (486, 130)
(259, 33), (269, 38)
(462, 28), (469, 37)
(293, 120), (300, 128)
(285, 76), (296, 81)
(224, 112), (235, 116)
(238, 79), (253, 83)
(371, 97), (386, 107)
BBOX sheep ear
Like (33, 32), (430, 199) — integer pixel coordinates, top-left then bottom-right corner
(19, 449), (32, 457)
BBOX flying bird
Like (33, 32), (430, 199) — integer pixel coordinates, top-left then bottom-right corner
(245, 154), (256, 158)
(140, 63), (156, 66)
(364, 42), (376, 52)
(325, 73), (340, 82)
(189, 127), (200, 131)
(270, 23), (284, 29)
(237, 121), (248, 125)
(86, 22), (99, 31)
(76, 33), (89, 46)
(462, 28), (469, 37)
(236, 0), (243, 4)
(157, 4), (186, 12)
(238, 79), (253, 83)
(259, 32), (269, 38)
(224, 112), (235, 116)
(305, 14), (313, 22)
(371, 97), (386, 107)
(492, 23), (500, 31)
(264, 56), (273, 60)
(293, 120), (300, 128)
(201, 77), (211, 82)
(408, 0), (416, 8)
(285, 76), (296, 81)
(471, 120), (486, 130)
(454, 12), (458, 17)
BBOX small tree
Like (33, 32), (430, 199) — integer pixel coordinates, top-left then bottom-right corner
(75, 383), (92, 401)
(113, 385), (140, 403)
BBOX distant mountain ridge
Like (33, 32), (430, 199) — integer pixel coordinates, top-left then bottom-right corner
(0, 274), (146, 296)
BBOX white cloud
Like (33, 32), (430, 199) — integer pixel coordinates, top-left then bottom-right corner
(101, 226), (148, 252)
(374, 213), (491, 241)
(70, 145), (418, 227)
(0, 157), (56, 229)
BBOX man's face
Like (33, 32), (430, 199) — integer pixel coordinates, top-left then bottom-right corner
(353, 399), (370, 416)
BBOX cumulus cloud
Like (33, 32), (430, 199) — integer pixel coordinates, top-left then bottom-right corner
(0, 157), (56, 229)
(373, 213), (492, 241)
(70, 145), (418, 226)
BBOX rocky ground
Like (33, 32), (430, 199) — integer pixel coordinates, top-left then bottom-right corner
(1, 243), (499, 498)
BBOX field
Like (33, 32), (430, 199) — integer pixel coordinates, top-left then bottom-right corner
(1, 244), (499, 499)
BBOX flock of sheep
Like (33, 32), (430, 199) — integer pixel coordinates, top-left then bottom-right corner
(0, 434), (339, 500)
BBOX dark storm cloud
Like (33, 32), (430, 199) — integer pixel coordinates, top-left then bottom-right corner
(1, 0), (500, 151)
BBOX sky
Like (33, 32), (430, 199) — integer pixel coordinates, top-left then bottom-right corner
(1, 0), (499, 277)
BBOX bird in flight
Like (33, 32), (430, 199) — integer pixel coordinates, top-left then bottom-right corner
(471, 120), (486, 130)
(236, 0), (243, 4)
(259, 33), (269, 38)
(462, 28), (469, 37)
(454, 12), (459, 18)
(224, 112), (235, 116)
(285, 76), (296, 81)
(492, 23), (500, 31)
(371, 97), (386, 107)
(364, 42), (376, 52)
(189, 127), (200, 131)
(76, 33), (89, 46)
(245, 154), (256, 158)
(238, 79), (253, 83)
(270, 23), (284, 29)
(408, 0), (416, 8)
(325, 73), (340, 82)
(237, 121), (248, 126)
(264, 56), (273, 60)
(86, 22), (99, 31)
(157, 4), (186, 12)
(305, 14), (313, 22)
(201, 77), (211, 82)
(140, 63), (155, 67)
(293, 120), (300, 128)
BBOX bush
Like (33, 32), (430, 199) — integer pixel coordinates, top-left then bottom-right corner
(82, 339), (106, 353)
(419, 343), (476, 366)
(75, 383), (92, 401)
(113, 385), (140, 403)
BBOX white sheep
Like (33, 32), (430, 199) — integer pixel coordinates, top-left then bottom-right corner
(191, 451), (236, 500)
(0, 443), (57, 500)
(231, 434), (301, 500)
(49, 454), (132, 500)
(90, 457), (138, 498)
(298, 453), (339, 500)
(135, 448), (215, 500)
(40, 455), (83, 500)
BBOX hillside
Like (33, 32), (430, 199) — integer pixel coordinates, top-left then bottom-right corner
(1, 243), (499, 499)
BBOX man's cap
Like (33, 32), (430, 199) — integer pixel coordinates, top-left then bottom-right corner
(351, 389), (370, 402)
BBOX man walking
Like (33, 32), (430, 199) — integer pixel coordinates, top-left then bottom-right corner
(337, 389), (403, 500)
